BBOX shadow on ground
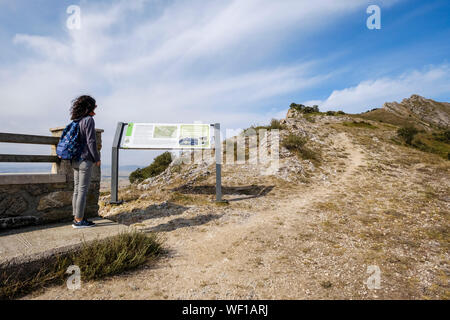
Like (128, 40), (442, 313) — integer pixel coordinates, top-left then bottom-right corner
(109, 201), (223, 233)
(0, 217), (116, 238)
(107, 202), (189, 226)
(172, 184), (274, 202)
(141, 213), (223, 232)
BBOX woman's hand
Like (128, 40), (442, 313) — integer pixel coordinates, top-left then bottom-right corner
(96, 161), (101, 167)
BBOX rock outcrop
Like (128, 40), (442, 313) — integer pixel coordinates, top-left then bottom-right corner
(383, 94), (450, 129)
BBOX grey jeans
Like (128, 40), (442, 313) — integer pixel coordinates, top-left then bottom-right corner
(72, 160), (94, 219)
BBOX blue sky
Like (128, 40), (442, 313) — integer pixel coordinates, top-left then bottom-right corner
(0, 0), (449, 167)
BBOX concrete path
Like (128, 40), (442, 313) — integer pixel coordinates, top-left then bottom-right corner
(0, 218), (129, 268)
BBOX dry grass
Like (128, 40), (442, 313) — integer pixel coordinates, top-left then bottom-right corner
(343, 120), (377, 129)
(0, 231), (164, 300)
(282, 133), (321, 161)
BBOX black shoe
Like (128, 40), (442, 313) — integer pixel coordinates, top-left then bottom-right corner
(72, 219), (96, 228)
(83, 218), (95, 225)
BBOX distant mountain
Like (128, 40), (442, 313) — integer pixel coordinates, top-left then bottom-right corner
(100, 165), (139, 178)
(361, 94), (450, 130)
(101, 164), (140, 171)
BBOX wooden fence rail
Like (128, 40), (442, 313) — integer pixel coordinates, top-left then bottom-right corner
(0, 132), (60, 163)
(0, 154), (59, 163)
(0, 133), (59, 145)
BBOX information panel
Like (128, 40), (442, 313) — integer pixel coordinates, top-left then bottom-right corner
(121, 123), (211, 149)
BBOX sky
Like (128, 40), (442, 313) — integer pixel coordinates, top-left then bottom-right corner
(0, 0), (449, 168)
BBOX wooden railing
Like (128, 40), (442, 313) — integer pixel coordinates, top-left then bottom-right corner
(0, 132), (60, 163)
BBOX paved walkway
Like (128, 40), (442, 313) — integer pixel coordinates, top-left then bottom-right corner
(0, 218), (128, 267)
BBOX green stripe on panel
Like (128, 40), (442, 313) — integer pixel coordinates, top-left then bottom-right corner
(126, 123), (134, 136)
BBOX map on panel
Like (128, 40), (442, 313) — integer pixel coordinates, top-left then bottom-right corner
(121, 123), (211, 149)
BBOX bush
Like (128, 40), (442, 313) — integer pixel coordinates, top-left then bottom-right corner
(283, 133), (307, 150)
(268, 118), (285, 130)
(397, 126), (419, 145)
(282, 133), (319, 161)
(290, 102), (305, 110)
(129, 151), (173, 183)
(343, 121), (376, 129)
(326, 111), (336, 116)
(432, 130), (450, 143)
(0, 231), (164, 299)
(363, 107), (379, 113)
(247, 118), (286, 132)
(303, 106), (319, 114)
(445, 130), (450, 143)
(70, 231), (163, 279)
(289, 103), (320, 114)
(337, 110), (345, 115)
(129, 168), (145, 183)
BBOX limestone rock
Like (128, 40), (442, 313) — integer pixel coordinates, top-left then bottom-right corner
(37, 191), (73, 211)
(286, 108), (300, 118)
(0, 193), (28, 217)
(383, 94), (450, 129)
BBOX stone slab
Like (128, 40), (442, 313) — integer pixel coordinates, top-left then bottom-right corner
(0, 218), (129, 269)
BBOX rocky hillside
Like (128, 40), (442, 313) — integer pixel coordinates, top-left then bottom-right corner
(29, 96), (450, 300)
(362, 94), (450, 130)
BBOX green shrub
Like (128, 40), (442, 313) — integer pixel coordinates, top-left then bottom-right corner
(72, 231), (163, 279)
(0, 231), (164, 300)
(268, 118), (285, 130)
(289, 103), (320, 114)
(290, 102), (305, 110)
(326, 111), (336, 116)
(397, 126), (419, 145)
(363, 107), (379, 113)
(303, 106), (319, 114)
(397, 129), (450, 160)
(337, 110), (345, 115)
(247, 118), (286, 132)
(432, 130), (450, 143)
(129, 151), (172, 183)
(283, 133), (307, 150)
(129, 168), (145, 183)
(282, 133), (319, 161)
(411, 138), (429, 151)
(343, 121), (377, 129)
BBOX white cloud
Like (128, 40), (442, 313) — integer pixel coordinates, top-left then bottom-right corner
(13, 34), (71, 61)
(0, 0), (409, 165)
(308, 64), (450, 113)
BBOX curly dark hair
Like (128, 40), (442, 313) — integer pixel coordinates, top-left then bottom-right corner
(70, 95), (97, 120)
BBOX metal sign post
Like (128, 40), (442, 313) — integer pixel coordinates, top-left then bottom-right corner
(109, 122), (222, 204)
(110, 122), (126, 204)
(213, 123), (222, 202)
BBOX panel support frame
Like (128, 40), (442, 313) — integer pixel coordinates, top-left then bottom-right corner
(110, 122), (223, 204)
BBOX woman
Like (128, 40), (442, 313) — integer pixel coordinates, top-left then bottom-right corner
(70, 95), (101, 228)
